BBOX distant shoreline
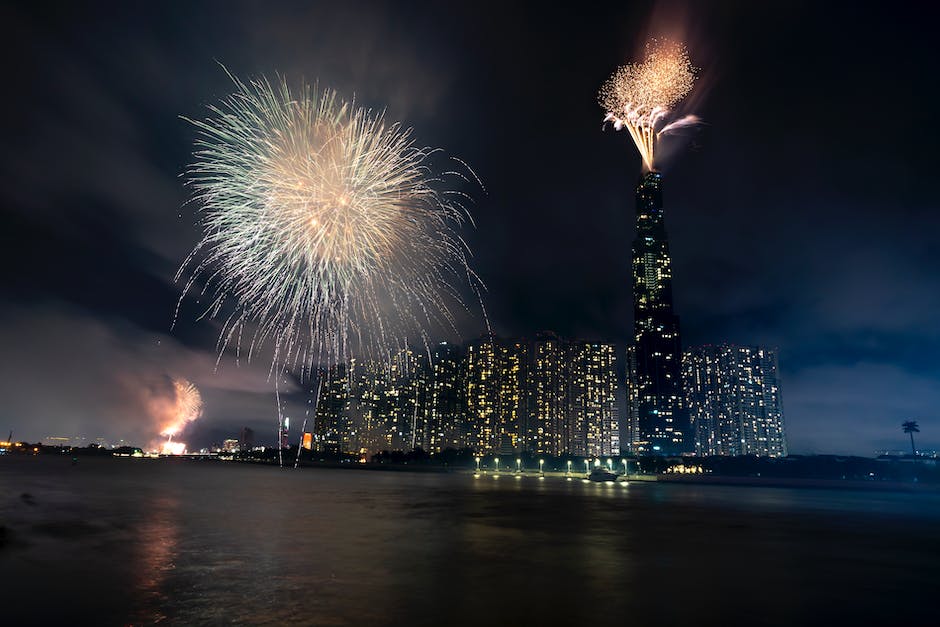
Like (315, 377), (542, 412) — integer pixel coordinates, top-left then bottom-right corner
(6, 454), (940, 492)
(111, 456), (940, 491)
(203, 458), (940, 491)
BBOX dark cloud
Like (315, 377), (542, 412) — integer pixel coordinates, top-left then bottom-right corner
(1, 1), (937, 454)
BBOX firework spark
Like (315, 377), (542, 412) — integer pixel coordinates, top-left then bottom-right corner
(177, 72), (483, 377)
(599, 39), (697, 171)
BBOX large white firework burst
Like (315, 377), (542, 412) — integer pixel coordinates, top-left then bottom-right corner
(177, 73), (483, 376)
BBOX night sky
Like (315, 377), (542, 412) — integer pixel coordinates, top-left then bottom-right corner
(2, 1), (938, 454)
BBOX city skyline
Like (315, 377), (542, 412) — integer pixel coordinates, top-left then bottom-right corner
(2, 2), (938, 456)
(32, 331), (788, 459)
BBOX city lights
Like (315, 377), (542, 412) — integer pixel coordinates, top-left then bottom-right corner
(301, 335), (622, 460)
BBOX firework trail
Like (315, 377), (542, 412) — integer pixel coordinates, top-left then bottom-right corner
(177, 72), (484, 464)
(156, 379), (203, 455)
(599, 39), (698, 171)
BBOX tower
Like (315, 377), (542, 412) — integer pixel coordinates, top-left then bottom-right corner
(627, 171), (689, 454)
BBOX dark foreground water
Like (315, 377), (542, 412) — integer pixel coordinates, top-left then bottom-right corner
(2, 457), (939, 625)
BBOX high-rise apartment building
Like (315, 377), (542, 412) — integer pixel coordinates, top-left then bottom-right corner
(347, 350), (428, 454)
(526, 332), (567, 456)
(518, 335), (620, 458)
(348, 358), (388, 455)
(427, 342), (466, 453)
(314, 363), (350, 454)
(682, 344), (787, 457)
(568, 342), (620, 457)
(465, 335), (526, 455)
(392, 348), (430, 453)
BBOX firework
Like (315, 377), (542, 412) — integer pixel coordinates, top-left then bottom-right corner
(177, 73), (484, 465)
(177, 73), (482, 375)
(599, 39), (698, 170)
(152, 378), (203, 455)
(160, 379), (203, 437)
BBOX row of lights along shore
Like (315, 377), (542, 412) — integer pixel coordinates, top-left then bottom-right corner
(472, 456), (630, 484)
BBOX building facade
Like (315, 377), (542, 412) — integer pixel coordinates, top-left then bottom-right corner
(346, 350), (430, 455)
(682, 344), (787, 457)
(313, 363), (351, 454)
(427, 342), (466, 454)
(308, 333), (620, 459)
(526, 332), (567, 456)
(465, 335), (526, 455)
(567, 342), (620, 458)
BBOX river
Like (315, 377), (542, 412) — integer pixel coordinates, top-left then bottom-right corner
(2, 456), (938, 625)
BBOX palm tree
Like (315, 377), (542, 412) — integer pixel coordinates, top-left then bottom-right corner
(902, 420), (920, 456)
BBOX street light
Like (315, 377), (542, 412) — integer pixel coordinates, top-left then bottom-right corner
(494, 457), (500, 474)
(475, 456), (481, 472)
(566, 460), (572, 477)
(516, 457), (522, 473)
(584, 459), (590, 475)
(607, 458), (613, 471)
(539, 458), (544, 477)
(622, 458), (628, 475)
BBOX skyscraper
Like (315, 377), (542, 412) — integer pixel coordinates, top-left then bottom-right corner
(627, 171), (689, 455)
(567, 342), (620, 457)
(367, 349), (427, 453)
(465, 335), (525, 455)
(465, 337), (499, 454)
(427, 342), (466, 453)
(238, 426), (255, 451)
(279, 415), (291, 449)
(526, 332), (567, 456)
(395, 348), (431, 453)
(499, 339), (527, 453)
(348, 358), (388, 455)
(314, 363), (350, 454)
(682, 344), (787, 457)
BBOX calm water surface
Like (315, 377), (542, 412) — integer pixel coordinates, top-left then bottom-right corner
(2, 456), (939, 625)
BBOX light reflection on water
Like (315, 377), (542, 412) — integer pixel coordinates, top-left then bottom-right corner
(135, 493), (180, 622)
(2, 456), (939, 625)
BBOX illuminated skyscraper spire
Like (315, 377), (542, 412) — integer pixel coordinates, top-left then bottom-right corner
(626, 171), (689, 454)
